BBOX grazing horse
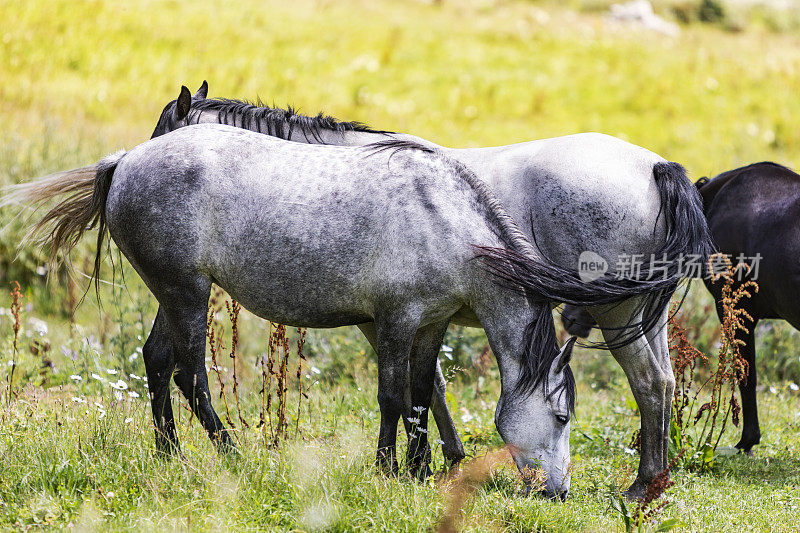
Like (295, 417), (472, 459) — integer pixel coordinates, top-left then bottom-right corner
(146, 83), (713, 497)
(4, 125), (700, 497)
(563, 161), (798, 455)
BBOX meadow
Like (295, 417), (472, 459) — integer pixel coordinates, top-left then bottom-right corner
(2, 0), (800, 530)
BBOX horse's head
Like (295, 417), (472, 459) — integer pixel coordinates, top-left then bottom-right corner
(150, 81), (208, 139)
(560, 304), (595, 338)
(495, 335), (576, 500)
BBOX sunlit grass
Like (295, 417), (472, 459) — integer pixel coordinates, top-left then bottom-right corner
(3, 0), (800, 530)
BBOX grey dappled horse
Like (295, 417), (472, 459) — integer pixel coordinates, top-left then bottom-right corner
(4, 125), (696, 497)
(567, 162), (800, 456)
(149, 83), (713, 497)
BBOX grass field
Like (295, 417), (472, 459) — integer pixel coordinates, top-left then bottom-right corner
(2, 0), (800, 530)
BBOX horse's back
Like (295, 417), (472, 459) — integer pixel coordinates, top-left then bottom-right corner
(704, 162), (800, 320)
(106, 124), (496, 327)
(465, 132), (669, 269)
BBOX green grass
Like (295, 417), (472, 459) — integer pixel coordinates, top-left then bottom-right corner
(3, 0), (800, 530)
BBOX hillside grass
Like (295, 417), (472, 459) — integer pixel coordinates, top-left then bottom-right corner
(2, 0), (800, 530)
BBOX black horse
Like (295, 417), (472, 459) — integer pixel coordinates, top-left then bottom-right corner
(562, 161), (800, 454)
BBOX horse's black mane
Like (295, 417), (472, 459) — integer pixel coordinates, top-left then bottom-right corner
(189, 97), (393, 143)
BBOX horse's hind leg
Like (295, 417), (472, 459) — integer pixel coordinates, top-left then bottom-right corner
(642, 300), (672, 469)
(591, 296), (674, 500)
(157, 277), (234, 450)
(143, 306), (178, 453)
(406, 320), (451, 479)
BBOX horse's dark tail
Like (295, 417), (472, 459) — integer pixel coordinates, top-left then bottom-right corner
(1, 150), (127, 293)
(476, 161), (714, 349)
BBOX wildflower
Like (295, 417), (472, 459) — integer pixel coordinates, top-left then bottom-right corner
(98, 410), (106, 420)
(106, 369), (118, 375)
(407, 417), (421, 424)
(71, 397), (87, 404)
(124, 418), (134, 424)
(461, 413), (473, 423)
(28, 317), (48, 336)
(109, 379), (128, 390)
(436, 439), (445, 445)
(624, 447), (636, 455)
(790, 383), (799, 392)
(770, 386), (778, 394)
(95, 402), (104, 409)
(311, 366), (322, 375)
(128, 391), (140, 398)
(417, 428), (428, 434)
(413, 405), (426, 414)
(35, 265), (47, 276)
(114, 391), (123, 401)
(61, 346), (78, 361)
(128, 373), (141, 381)
(91, 373), (104, 381)
(440, 344), (454, 360)
(69, 375), (82, 381)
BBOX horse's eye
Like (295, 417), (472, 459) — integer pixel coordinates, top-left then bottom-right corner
(555, 414), (570, 425)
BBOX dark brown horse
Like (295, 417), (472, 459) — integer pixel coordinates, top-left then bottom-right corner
(562, 161), (799, 454)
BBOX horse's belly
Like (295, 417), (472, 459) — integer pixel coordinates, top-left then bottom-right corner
(211, 268), (372, 328)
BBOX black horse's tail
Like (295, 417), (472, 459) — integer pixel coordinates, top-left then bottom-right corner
(477, 161), (714, 349)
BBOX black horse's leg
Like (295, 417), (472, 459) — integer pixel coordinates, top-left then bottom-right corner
(373, 314), (419, 475)
(406, 320), (450, 479)
(143, 306), (178, 453)
(159, 279), (234, 451)
(713, 298), (761, 454)
(735, 322), (760, 454)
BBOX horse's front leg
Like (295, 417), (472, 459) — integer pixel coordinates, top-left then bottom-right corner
(359, 322), (465, 471)
(374, 313), (420, 475)
(430, 358), (466, 467)
(405, 320), (451, 479)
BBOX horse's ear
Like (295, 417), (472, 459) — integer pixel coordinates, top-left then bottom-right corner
(174, 86), (192, 121)
(555, 336), (577, 374)
(194, 80), (208, 99)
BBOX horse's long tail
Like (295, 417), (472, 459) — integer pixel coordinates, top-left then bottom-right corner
(477, 161), (714, 346)
(1, 150), (127, 288)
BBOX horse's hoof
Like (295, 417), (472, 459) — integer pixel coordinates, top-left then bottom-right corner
(443, 451), (466, 470)
(214, 432), (238, 455)
(623, 479), (647, 501)
(735, 439), (758, 457)
(737, 447), (755, 457)
(410, 463), (434, 481)
(375, 453), (399, 477)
